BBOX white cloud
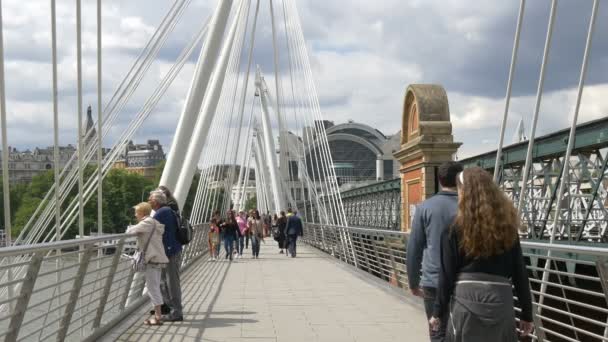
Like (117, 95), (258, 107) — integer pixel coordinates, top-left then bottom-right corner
(1, 0), (606, 164)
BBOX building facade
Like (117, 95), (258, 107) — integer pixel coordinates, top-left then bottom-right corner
(304, 120), (400, 190)
(0, 145), (77, 183)
(0, 106), (104, 184)
(113, 140), (165, 180)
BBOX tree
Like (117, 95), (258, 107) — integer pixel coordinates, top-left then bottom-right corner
(152, 160), (165, 186)
(0, 177), (30, 234)
(98, 168), (155, 236)
(181, 170), (200, 219)
(245, 195), (257, 211)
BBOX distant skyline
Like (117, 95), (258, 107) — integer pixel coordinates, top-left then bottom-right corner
(1, 0), (607, 159)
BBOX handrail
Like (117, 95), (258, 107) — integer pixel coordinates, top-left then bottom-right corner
(521, 241), (608, 258)
(302, 223), (608, 342)
(0, 223), (210, 342)
(307, 223), (608, 256)
(0, 233), (135, 258)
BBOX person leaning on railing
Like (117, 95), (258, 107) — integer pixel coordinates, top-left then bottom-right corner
(126, 202), (169, 326)
(430, 167), (534, 341)
(149, 189), (184, 322)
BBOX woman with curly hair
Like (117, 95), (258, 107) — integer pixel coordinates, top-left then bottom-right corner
(430, 167), (534, 341)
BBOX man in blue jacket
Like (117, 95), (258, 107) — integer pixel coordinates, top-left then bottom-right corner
(149, 190), (183, 322)
(406, 161), (462, 341)
(285, 208), (303, 257)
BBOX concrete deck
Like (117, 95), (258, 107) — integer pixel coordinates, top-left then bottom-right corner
(104, 241), (428, 342)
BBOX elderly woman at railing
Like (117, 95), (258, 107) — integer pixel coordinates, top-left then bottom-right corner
(126, 202), (169, 326)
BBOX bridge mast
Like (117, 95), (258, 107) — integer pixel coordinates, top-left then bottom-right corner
(256, 69), (286, 214)
(160, 0), (233, 192)
(173, 1), (245, 207)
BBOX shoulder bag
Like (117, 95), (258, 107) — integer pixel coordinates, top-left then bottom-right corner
(132, 219), (156, 272)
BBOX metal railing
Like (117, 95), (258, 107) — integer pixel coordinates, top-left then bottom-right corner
(303, 223), (608, 342)
(0, 223), (209, 342)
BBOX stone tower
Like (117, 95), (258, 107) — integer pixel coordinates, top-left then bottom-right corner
(393, 84), (461, 232)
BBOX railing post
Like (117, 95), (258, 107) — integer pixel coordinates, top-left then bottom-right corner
(56, 244), (95, 342)
(92, 239), (124, 329)
(370, 238), (382, 279)
(5, 252), (44, 342)
(119, 267), (136, 311)
(359, 234), (372, 273)
(344, 227), (358, 267)
(531, 302), (546, 342)
(387, 237), (400, 288)
(125, 271), (145, 308)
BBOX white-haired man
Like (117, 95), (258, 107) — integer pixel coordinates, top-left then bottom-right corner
(148, 190), (183, 322)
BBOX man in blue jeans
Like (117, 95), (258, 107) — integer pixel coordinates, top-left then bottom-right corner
(285, 209), (303, 257)
(149, 190), (183, 322)
(406, 161), (462, 341)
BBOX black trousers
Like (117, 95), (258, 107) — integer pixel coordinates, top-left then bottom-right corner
(422, 286), (447, 342)
(287, 234), (298, 257)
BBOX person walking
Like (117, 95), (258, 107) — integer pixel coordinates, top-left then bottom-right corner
(244, 211), (251, 250)
(208, 218), (220, 261)
(430, 167), (534, 341)
(236, 211), (248, 258)
(149, 190), (183, 322)
(263, 211), (271, 237)
(248, 209), (264, 258)
(406, 161), (462, 341)
(285, 209), (303, 257)
(275, 211), (287, 254)
(212, 210), (223, 258)
(127, 202), (169, 326)
(220, 211), (239, 261)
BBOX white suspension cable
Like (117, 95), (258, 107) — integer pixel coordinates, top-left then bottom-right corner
(493, 0), (526, 183)
(539, 0), (599, 310)
(96, 0), (103, 243)
(516, 0), (557, 216)
(15, 0), (193, 244)
(225, 0), (260, 212)
(76, 0), (84, 241)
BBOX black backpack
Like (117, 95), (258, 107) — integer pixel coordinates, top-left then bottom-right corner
(172, 210), (193, 245)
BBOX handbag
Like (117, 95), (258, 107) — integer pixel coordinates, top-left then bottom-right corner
(132, 219), (156, 272)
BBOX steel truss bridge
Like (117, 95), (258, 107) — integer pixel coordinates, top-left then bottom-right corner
(340, 117), (608, 244)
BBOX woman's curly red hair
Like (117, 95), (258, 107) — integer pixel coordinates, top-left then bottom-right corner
(455, 167), (519, 259)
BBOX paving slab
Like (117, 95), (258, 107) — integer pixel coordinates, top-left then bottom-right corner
(104, 241), (428, 342)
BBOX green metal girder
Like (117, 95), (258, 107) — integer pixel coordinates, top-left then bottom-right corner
(460, 117), (608, 170)
(340, 178), (401, 199)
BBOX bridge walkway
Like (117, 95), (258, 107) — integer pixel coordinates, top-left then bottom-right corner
(103, 242), (427, 342)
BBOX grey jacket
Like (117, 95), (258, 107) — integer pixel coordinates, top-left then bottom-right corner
(406, 191), (458, 289)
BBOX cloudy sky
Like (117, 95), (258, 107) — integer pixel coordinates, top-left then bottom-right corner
(3, 0), (608, 159)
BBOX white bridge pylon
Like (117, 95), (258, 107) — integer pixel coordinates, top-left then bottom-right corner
(0, 0), (347, 304)
(7, 0), (346, 253)
(164, 0), (347, 226)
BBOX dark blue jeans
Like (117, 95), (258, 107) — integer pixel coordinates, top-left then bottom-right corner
(423, 287), (447, 342)
(237, 236), (245, 255)
(224, 235), (235, 260)
(288, 234), (298, 257)
(251, 235), (260, 257)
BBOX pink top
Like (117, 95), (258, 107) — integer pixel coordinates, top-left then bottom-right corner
(236, 216), (248, 234)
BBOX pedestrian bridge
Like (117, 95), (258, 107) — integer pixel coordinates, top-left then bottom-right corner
(1, 224), (608, 342)
(104, 240), (426, 342)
